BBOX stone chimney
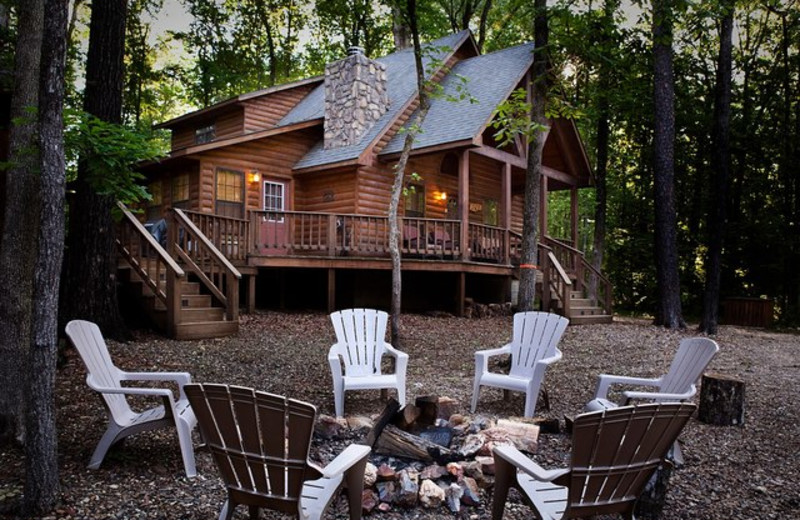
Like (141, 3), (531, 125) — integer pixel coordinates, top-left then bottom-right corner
(324, 46), (389, 149)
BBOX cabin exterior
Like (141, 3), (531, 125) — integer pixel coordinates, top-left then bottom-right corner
(120, 31), (612, 339)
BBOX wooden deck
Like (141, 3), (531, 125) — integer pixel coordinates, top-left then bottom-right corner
(117, 206), (613, 339)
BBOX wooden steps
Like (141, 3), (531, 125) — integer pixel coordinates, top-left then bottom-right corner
(117, 261), (239, 340)
(565, 290), (613, 324)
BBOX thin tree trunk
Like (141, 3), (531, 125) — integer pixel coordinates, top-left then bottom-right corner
(652, 0), (684, 328)
(389, 0), (430, 345)
(24, 0), (68, 514)
(517, 0), (548, 312)
(700, 0), (733, 334)
(0, 0), (44, 447)
(60, 0), (130, 339)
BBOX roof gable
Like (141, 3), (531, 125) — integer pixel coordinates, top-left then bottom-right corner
(379, 42), (534, 156)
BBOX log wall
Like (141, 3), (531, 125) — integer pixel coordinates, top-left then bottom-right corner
(242, 84), (318, 133)
(170, 108), (245, 151)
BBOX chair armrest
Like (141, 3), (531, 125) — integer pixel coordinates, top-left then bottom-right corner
(87, 379), (174, 400)
(328, 345), (344, 378)
(119, 371), (192, 399)
(594, 374), (663, 400)
(384, 344), (409, 375)
(475, 345), (512, 373)
(493, 445), (568, 482)
(322, 444), (371, 478)
(623, 386), (696, 403)
(537, 347), (563, 366)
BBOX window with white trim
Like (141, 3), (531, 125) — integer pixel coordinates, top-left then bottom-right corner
(263, 180), (285, 222)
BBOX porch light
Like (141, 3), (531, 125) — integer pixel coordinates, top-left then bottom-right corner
(437, 191), (448, 201)
(248, 170), (261, 183)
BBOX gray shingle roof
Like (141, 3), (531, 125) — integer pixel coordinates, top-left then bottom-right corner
(379, 42), (534, 156)
(284, 31), (472, 170)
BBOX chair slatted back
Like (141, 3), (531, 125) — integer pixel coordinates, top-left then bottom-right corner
(65, 320), (132, 422)
(508, 312), (569, 379)
(330, 309), (388, 377)
(661, 338), (719, 396)
(563, 403), (695, 517)
(185, 384), (316, 515)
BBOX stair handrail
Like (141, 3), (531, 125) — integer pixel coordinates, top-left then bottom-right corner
(169, 208), (242, 323)
(543, 235), (613, 315)
(115, 202), (185, 332)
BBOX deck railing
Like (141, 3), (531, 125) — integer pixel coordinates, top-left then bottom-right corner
(543, 235), (612, 314)
(182, 209), (249, 262)
(170, 208), (242, 322)
(468, 223), (506, 263)
(115, 202), (186, 331)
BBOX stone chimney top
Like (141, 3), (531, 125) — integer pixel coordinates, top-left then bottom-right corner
(324, 49), (389, 149)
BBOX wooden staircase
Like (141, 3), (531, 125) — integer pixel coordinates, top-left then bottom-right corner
(115, 203), (241, 340)
(538, 237), (614, 325)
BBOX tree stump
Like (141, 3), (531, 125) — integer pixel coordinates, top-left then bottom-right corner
(698, 373), (745, 426)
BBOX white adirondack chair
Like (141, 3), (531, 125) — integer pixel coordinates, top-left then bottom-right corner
(185, 383), (371, 520)
(65, 320), (198, 477)
(491, 403), (697, 520)
(585, 337), (720, 412)
(471, 312), (569, 418)
(328, 309), (409, 418)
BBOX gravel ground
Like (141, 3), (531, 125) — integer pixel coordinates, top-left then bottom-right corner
(1, 311), (798, 519)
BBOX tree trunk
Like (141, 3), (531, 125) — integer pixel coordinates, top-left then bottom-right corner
(24, 0), (68, 514)
(392, 5), (411, 50)
(0, 0), (44, 447)
(651, 0), (684, 329)
(389, 0), (431, 345)
(60, 0), (130, 339)
(700, 0), (733, 334)
(517, 0), (548, 312)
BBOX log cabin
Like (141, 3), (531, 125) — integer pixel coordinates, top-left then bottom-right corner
(120, 30), (613, 339)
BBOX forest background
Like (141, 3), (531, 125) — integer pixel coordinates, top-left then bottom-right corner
(3, 0), (799, 324)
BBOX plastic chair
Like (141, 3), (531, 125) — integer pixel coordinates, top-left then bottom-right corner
(329, 308), (408, 417)
(492, 402), (697, 520)
(471, 312), (569, 418)
(185, 383), (370, 520)
(65, 319), (198, 477)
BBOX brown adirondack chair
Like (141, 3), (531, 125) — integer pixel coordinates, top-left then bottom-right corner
(491, 402), (696, 520)
(184, 383), (370, 520)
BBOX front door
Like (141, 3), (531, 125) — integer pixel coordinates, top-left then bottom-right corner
(259, 180), (288, 254)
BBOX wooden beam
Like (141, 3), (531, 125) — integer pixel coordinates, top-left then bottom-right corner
(540, 175), (548, 238)
(327, 268), (336, 312)
(570, 187), (578, 247)
(377, 139), (475, 162)
(459, 150), (470, 261)
(541, 165), (577, 186)
(471, 145), (527, 169)
(502, 162), (512, 264)
(457, 272), (466, 317)
(247, 273), (256, 313)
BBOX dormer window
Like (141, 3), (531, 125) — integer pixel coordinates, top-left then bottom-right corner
(195, 124), (215, 144)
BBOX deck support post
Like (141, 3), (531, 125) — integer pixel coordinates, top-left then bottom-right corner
(327, 268), (336, 313)
(247, 273), (256, 313)
(456, 272), (466, 317)
(459, 150), (470, 261)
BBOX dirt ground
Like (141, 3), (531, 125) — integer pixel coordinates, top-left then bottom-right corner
(1, 311), (798, 519)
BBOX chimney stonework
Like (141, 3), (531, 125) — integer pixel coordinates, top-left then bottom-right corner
(324, 48), (389, 149)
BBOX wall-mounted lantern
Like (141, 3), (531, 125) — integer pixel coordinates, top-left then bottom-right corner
(248, 170), (261, 183)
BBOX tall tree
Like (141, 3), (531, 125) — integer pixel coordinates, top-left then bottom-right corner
(700, 0), (734, 334)
(651, 0), (685, 328)
(24, 0), (68, 513)
(388, 0), (433, 344)
(60, 0), (130, 338)
(517, 0), (549, 311)
(0, 0), (44, 447)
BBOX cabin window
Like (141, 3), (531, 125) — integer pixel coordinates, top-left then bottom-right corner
(195, 124), (215, 144)
(483, 199), (498, 226)
(263, 180), (285, 222)
(404, 183), (425, 217)
(172, 173), (189, 210)
(215, 168), (244, 218)
(146, 181), (163, 221)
